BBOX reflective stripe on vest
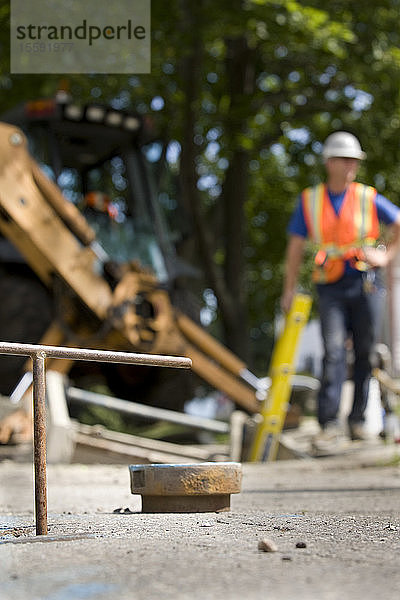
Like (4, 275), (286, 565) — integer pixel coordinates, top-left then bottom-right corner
(302, 182), (379, 283)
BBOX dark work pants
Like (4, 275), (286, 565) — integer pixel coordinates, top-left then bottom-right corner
(316, 272), (385, 427)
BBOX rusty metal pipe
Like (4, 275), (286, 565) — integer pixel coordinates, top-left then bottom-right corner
(0, 341), (192, 369)
(0, 341), (192, 535)
(32, 353), (47, 536)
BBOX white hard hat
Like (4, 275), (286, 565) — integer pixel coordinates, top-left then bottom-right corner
(322, 131), (366, 160)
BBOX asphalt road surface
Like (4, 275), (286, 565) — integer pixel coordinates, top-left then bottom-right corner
(1, 444), (400, 600)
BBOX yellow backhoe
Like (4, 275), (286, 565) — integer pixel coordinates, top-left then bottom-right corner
(0, 95), (262, 443)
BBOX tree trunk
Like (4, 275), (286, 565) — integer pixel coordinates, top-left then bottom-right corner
(219, 37), (255, 361)
(222, 149), (250, 358)
(177, 10), (254, 363)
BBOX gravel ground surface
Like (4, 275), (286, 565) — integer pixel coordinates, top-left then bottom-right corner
(1, 444), (400, 600)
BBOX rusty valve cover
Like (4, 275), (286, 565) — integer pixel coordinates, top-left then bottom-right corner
(129, 462), (242, 513)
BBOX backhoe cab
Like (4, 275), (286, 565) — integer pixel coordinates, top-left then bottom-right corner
(0, 94), (185, 285)
(0, 95), (261, 433)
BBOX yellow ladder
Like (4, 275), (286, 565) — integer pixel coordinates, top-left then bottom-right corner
(249, 293), (312, 462)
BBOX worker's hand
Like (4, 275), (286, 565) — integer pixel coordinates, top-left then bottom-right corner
(280, 289), (295, 313)
(362, 246), (389, 269)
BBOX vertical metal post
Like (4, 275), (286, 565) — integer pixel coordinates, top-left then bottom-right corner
(32, 352), (47, 535)
(0, 340), (191, 536)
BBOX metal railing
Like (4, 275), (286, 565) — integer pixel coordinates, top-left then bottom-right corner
(0, 341), (191, 536)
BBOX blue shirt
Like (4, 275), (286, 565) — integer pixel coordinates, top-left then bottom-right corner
(288, 187), (400, 276)
(288, 189), (400, 237)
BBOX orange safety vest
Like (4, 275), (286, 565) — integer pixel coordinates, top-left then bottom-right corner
(302, 182), (379, 283)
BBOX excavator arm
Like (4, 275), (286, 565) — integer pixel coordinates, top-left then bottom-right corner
(0, 121), (261, 445)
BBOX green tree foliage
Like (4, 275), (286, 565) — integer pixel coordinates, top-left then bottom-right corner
(1, 0), (400, 372)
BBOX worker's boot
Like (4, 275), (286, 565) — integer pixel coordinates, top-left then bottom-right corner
(348, 422), (376, 442)
(311, 422), (348, 456)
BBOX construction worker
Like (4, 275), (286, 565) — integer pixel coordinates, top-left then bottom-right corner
(281, 131), (400, 452)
